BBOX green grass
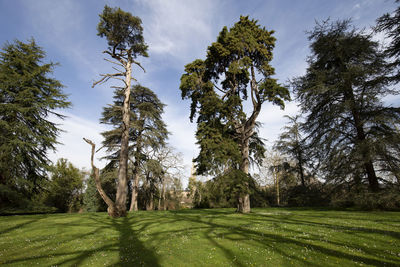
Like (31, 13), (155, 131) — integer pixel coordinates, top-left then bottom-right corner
(0, 208), (399, 266)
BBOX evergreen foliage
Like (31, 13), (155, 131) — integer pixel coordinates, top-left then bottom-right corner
(100, 85), (168, 167)
(292, 20), (400, 192)
(0, 39), (70, 198)
(97, 5), (148, 59)
(43, 158), (84, 212)
(100, 84), (168, 211)
(274, 115), (310, 187)
(180, 16), (289, 212)
(375, 1), (400, 82)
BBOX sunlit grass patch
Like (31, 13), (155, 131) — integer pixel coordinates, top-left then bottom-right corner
(0, 208), (399, 266)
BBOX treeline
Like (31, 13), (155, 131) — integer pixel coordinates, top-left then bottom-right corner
(0, 6), (185, 215)
(1, 4), (399, 215)
(185, 5), (400, 211)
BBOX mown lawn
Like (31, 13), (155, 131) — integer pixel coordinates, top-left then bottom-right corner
(0, 208), (399, 266)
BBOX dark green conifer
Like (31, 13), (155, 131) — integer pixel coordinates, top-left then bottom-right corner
(180, 16), (289, 212)
(293, 20), (400, 192)
(0, 39), (70, 197)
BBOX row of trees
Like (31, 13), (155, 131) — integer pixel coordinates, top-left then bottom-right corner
(183, 4), (400, 211)
(0, 38), (72, 211)
(0, 6), (185, 215)
(83, 6), (189, 217)
(1, 3), (399, 215)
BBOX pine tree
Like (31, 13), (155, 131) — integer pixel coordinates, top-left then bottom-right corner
(293, 20), (400, 192)
(274, 115), (308, 187)
(90, 6), (148, 217)
(100, 85), (168, 212)
(0, 39), (70, 197)
(375, 1), (400, 82)
(180, 16), (289, 213)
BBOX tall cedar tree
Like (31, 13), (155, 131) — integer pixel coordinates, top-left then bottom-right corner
(180, 16), (289, 213)
(100, 85), (168, 211)
(0, 39), (70, 196)
(375, 1), (400, 82)
(293, 20), (400, 192)
(274, 115), (308, 187)
(90, 6), (148, 217)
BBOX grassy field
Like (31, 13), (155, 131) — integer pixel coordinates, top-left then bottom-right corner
(0, 208), (399, 266)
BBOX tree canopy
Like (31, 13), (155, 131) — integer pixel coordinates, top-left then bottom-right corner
(180, 16), (289, 212)
(293, 20), (400, 192)
(0, 39), (70, 196)
(91, 6), (149, 217)
(97, 5), (148, 60)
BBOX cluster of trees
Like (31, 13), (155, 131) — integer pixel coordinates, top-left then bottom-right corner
(0, 38), (71, 212)
(1, 4), (399, 215)
(184, 4), (400, 211)
(0, 6), (184, 215)
(83, 6), (186, 217)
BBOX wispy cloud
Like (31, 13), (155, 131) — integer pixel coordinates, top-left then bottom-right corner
(48, 112), (108, 170)
(134, 0), (224, 67)
(163, 101), (198, 185)
(21, 0), (105, 81)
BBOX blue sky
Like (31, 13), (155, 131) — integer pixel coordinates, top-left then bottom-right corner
(0, 0), (397, 185)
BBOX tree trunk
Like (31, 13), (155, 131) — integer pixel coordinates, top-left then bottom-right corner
(158, 193), (161, 210)
(237, 132), (251, 213)
(114, 60), (132, 217)
(298, 151), (306, 188)
(275, 169), (280, 206)
(345, 82), (379, 192)
(129, 174), (138, 211)
(83, 138), (120, 217)
(143, 176), (154, 210)
(129, 124), (143, 212)
(162, 179), (167, 210)
(146, 188), (154, 210)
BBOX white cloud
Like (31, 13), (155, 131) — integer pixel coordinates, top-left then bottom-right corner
(257, 101), (300, 146)
(21, 0), (105, 82)
(134, 0), (222, 65)
(163, 101), (198, 186)
(48, 112), (108, 170)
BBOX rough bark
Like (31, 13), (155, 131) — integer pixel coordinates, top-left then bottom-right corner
(236, 66), (262, 214)
(83, 138), (121, 217)
(297, 151), (306, 188)
(129, 174), (138, 212)
(114, 59), (133, 217)
(146, 191), (154, 210)
(162, 178), (166, 210)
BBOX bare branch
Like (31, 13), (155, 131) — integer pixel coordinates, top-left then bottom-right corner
(213, 82), (225, 93)
(83, 138), (115, 210)
(92, 73), (126, 88)
(112, 66), (125, 73)
(132, 60), (146, 73)
(104, 58), (125, 68)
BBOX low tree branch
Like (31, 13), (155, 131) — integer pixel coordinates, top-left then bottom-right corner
(92, 73), (126, 88)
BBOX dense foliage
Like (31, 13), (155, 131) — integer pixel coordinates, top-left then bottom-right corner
(0, 39), (70, 208)
(42, 158), (84, 212)
(292, 20), (400, 192)
(92, 5), (149, 217)
(180, 16), (289, 212)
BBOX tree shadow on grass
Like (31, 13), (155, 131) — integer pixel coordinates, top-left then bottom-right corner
(114, 216), (161, 266)
(2, 209), (400, 266)
(1, 213), (161, 266)
(172, 210), (400, 267)
(0, 216), (43, 235)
